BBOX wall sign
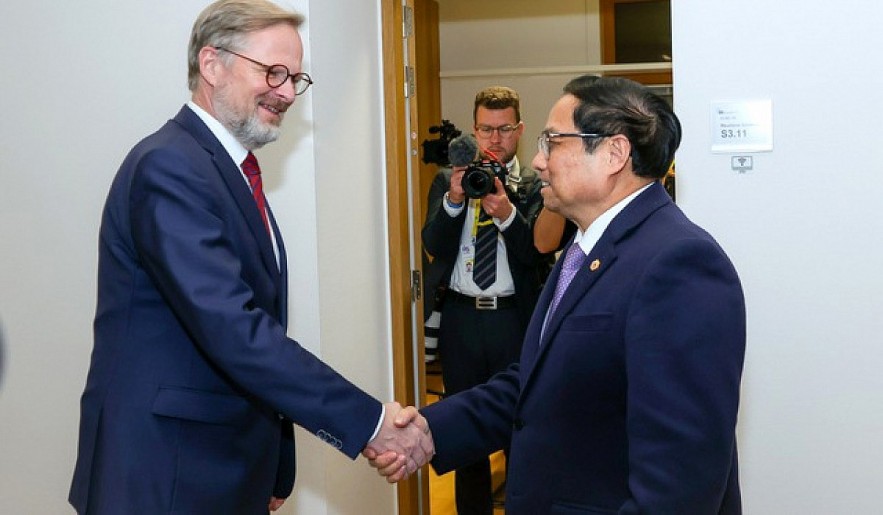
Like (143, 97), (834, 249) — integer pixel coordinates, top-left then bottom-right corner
(711, 100), (773, 153)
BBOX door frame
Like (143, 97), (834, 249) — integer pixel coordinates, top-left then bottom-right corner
(380, 0), (440, 513)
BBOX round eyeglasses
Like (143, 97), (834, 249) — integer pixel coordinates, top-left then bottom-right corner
(536, 130), (611, 159)
(216, 47), (313, 95)
(475, 123), (521, 139)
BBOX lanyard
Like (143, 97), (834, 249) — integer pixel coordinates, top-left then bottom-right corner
(471, 199), (495, 239)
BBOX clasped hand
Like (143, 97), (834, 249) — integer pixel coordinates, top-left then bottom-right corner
(362, 402), (433, 483)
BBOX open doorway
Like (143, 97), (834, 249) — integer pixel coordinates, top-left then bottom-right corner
(381, 2), (674, 514)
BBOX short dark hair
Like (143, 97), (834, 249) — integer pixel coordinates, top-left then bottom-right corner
(563, 75), (681, 179)
(473, 86), (521, 123)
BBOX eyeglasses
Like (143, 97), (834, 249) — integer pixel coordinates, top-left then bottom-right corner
(216, 47), (313, 95)
(475, 123), (521, 139)
(536, 130), (611, 159)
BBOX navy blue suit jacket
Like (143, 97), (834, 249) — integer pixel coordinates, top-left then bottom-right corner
(423, 182), (746, 514)
(70, 106), (381, 514)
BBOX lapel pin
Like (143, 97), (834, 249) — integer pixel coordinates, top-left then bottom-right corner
(589, 259), (601, 272)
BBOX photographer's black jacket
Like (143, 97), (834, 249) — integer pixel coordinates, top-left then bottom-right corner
(421, 165), (547, 325)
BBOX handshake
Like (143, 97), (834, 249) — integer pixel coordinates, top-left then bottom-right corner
(362, 402), (434, 482)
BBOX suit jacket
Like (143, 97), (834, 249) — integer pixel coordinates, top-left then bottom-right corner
(423, 182), (746, 514)
(69, 106), (381, 514)
(421, 165), (545, 324)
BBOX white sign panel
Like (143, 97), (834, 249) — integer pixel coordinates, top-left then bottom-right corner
(711, 100), (773, 153)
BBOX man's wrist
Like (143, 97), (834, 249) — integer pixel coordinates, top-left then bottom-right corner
(497, 201), (517, 230)
(368, 403), (386, 443)
(445, 192), (464, 208)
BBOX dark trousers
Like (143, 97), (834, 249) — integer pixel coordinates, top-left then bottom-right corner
(439, 300), (525, 515)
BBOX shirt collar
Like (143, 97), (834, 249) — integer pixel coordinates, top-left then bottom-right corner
(507, 156), (519, 175)
(186, 101), (249, 167)
(505, 156), (521, 189)
(574, 182), (653, 254)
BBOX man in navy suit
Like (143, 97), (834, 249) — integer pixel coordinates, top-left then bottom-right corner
(69, 1), (432, 513)
(370, 76), (746, 514)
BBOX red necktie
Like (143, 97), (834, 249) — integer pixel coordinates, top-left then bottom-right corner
(241, 152), (271, 235)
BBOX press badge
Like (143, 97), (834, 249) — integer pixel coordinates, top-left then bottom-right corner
(463, 243), (475, 270)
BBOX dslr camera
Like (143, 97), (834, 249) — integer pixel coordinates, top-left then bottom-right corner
(463, 159), (507, 198)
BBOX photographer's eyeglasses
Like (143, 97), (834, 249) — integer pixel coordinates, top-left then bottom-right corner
(475, 123), (521, 139)
(537, 130), (611, 159)
(216, 47), (313, 95)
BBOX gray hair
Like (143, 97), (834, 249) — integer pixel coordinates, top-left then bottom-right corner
(187, 0), (304, 91)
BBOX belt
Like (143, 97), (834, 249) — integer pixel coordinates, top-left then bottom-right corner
(447, 290), (516, 310)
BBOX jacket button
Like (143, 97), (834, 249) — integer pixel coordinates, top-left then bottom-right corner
(513, 418), (524, 430)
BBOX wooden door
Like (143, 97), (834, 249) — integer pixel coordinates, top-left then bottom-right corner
(380, 0), (441, 513)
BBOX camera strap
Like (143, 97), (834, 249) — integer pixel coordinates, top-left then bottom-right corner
(471, 199), (498, 290)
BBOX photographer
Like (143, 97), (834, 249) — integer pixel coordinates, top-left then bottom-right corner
(421, 86), (544, 515)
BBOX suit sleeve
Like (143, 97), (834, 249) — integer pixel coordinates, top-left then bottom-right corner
(129, 147), (381, 459)
(273, 420), (296, 498)
(421, 364), (521, 474)
(621, 237), (746, 513)
(422, 169), (465, 261)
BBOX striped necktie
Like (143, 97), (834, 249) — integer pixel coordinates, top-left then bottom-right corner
(472, 200), (497, 290)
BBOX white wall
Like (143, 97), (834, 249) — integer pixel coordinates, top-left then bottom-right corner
(0, 1), (396, 513)
(5, 0), (882, 513)
(674, 1), (883, 512)
(436, 1), (883, 512)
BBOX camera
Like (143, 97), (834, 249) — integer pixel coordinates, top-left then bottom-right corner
(463, 159), (507, 198)
(421, 120), (462, 166)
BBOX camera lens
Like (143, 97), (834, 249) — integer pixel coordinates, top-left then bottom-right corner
(463, 166), (494, 198)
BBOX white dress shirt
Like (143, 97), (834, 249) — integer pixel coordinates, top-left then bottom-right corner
(445, 157), (525, 297)
(186, 101), (280, 269)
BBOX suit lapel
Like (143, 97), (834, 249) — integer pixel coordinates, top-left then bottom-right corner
(519, 241), (618, 393)
(267, 204), (288, 326)
(172, 107), (280, 280)
(519, 182), (673, 396)
(217, 152), (280, 279)
(540, 240), (617, 347)
(519, 261), (557, 366)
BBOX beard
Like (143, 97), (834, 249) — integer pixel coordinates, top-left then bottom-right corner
(214, 85), (284, 150)
(229, 111), (281, 150)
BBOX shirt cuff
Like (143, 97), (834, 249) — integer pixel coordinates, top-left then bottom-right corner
(443, 192), (465, 216)
(369, 404), (386, 442)
(496, 202), (517, 230)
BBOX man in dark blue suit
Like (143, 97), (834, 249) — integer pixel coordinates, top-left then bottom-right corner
(371, 76), (746, 514)
(69, 1), (432, 513)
